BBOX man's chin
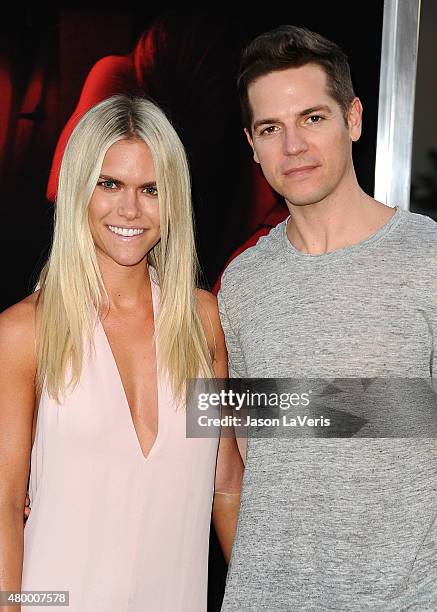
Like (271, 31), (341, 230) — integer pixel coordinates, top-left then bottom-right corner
(283, 194), (328, 208)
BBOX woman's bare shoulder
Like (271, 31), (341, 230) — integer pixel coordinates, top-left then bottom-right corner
(196, 288), (224, 339)
(0, 291), (39, 356)
(196, 289), (219, 322)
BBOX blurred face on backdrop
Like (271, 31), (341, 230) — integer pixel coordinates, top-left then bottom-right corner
(88, 138), (160, 268)
(244, 63), (362, 208)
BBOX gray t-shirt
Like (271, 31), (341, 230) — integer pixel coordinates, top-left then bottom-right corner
(218, 208), (437, 611)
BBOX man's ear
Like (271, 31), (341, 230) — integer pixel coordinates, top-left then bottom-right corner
(244, 127), (259, 163)
(347, 97), (363, 142)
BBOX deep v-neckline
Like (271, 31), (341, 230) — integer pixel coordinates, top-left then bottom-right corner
(98, 266), (160, 462)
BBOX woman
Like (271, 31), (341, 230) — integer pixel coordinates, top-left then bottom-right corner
(0, 95), (243, 611)
(45, 11), (275, 286)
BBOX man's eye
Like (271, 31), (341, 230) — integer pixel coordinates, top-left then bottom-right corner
(260, 126), (278, 136)
(143, 186), (158, 196)
(98, 180), (117, 190)
(306, 115), (323, 124)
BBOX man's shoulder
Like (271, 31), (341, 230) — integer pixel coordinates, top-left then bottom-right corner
(391, 210), (437, 272)
(401, 210), (437, 244)
(220, 220), (287, 290)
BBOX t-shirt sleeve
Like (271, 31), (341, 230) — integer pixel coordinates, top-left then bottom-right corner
(432, 309), (437, 380)
(426, 249), (437, 379)
(217, 285), (246, 378)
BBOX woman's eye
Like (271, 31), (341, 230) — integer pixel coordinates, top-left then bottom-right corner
(143, 186), (158, 196)
(98, 180), (117, 190)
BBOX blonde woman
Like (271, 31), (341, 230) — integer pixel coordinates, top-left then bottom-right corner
(0, 95), (243, 611)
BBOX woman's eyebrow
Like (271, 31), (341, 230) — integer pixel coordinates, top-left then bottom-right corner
(98, 174), (157, 188)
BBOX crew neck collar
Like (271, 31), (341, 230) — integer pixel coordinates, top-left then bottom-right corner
(281, 206), (404, 263)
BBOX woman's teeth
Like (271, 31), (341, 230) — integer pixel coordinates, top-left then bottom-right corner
(108, 226), (144, 237)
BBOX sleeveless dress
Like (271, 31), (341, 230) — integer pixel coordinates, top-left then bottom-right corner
(22, 269), (219, 611)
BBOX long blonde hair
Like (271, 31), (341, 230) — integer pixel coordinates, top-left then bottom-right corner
(36, 95), (213, 403)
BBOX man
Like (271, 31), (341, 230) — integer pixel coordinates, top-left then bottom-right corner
(218, 25), (437, 610)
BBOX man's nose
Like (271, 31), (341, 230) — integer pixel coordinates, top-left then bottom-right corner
(118, 190), (141, 219)
(282, 125), (308, 156)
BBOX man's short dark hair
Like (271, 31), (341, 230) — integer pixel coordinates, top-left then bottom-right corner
(238, 25), (356, 131)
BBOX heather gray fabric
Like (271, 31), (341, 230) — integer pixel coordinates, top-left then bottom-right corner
(218, 207), (437, 611)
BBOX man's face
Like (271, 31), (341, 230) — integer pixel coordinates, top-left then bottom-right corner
(245, 63), (362, 207)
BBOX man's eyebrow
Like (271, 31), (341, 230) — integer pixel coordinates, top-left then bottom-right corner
(252, 118), (280, 132)
(252, 105), (334, 132)
(298, 104), (333, 116)
(98, 174), (157, 188)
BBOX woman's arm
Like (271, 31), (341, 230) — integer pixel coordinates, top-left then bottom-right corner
(197, 290), (244, 564)
(0, 299), (37, 609)
(212, 437), (244, 564)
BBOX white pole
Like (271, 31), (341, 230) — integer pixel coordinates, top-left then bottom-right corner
(374, 0), (421, 209)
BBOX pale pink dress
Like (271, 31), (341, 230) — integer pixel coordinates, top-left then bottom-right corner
(22, 269), (219, 611)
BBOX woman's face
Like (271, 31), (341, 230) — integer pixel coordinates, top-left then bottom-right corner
(88, 138), (160, 268)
